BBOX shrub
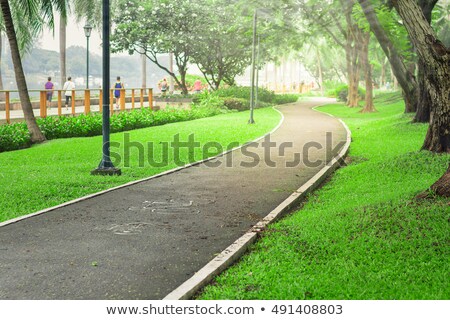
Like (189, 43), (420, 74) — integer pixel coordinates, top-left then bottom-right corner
(222, 98), (249, 111)
(0, 123), (31, 152)
(213, 86), (276, 103)
(273, 94), (299, 105)
(334, 85), (366, 102)
(0, 104), (227, 153)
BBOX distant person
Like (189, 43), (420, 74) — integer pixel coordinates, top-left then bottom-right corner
(63, 76), (75, 110)
(193, 79), (202, 93)
(114, 76), (124, 109)
(44, 77), (54, 109)
(159, 78), (168, 97)
(386, 81), (391, 90)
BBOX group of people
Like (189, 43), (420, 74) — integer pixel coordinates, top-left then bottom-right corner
(44, 76), (125, 110)
(158, 78), (204, 96)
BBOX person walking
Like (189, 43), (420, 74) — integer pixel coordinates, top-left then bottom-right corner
(159, 78), (168, 97)
(114, 76), (124, 109)
(193, 79), (202, 93)
(44, 77), (54, 109)
(63, 76), (75, 111)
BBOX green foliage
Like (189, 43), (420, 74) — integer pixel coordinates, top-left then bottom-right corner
(213, 86), (276, 103)
(0, 106), (225, 153)
(222, 98), (249, 111)
(273, 94), (299, 105)
(0, 123), (31, 152)
(332, 84), (366, 102)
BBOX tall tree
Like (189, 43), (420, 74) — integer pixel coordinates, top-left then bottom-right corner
(392, 0), (449, 196)
(357, 0), (419, 113)
(111, 0), (205, 94)
(0, 0), (66, 142)
(59, 15), (66, 87)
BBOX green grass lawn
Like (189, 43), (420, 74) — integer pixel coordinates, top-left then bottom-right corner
(199, 93), (450, 300)
(0, 108), (281, 222)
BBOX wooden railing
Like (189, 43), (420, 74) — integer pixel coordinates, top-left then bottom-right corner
(265, 83), (313, 94)
(1, 88), (153, 124)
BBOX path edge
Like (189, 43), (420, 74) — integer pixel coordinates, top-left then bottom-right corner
(163, 102), (351, 300)
(0, 107), (285, 228)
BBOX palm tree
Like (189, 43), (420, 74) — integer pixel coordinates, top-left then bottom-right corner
(0, 0), (67, 143)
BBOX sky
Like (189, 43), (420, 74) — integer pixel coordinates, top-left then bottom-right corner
(39, 16), (103, 55)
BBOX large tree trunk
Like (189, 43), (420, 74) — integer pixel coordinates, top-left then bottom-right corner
(393, 0), (450, 197)
(413, 0), (438, 123)
(430, 164), (450, 197)
(0, 0), (45, 142)
(59, 15), (66, 87)
(393, 0), (449, 153)
(360, 32), (376, 113)
(357, 0), (419, 113)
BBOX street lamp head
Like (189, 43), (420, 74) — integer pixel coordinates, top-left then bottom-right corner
(84, 23), (93, 38)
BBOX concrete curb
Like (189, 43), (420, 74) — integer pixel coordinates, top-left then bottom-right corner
(163, 103), (351, 300)
(0, 107), (285, 228)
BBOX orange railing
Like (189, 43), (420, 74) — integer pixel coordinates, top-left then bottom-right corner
(1, 88), (153, 124)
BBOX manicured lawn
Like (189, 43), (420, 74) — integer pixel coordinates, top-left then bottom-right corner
(0, 108), (281, 222)
(199, 93), (450, 300)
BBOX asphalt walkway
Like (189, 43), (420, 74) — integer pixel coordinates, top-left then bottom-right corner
(0, 99), (346, 299)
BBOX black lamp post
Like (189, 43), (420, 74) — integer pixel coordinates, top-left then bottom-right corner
(83, 23), (93, 89)
(249, 9), (257, 124)
(91, 0), (121, 175)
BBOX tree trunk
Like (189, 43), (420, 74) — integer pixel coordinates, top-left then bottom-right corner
(360, 32), (376, 113)
(0, 0), (45, 142)
(393, 0), (450, 197)
(413, 59), (431, 122)
(413, 0), (437, 123)
(60, 15), (66, 87)
(430, 164), (450, 197)
(393, 0), (449, 153)
(358, 0), (419, 113)
(316, 47), (324, 96)
(345, 20), (360, 107)
(141, 53), (146, 88)
(380, 57), (386, 89)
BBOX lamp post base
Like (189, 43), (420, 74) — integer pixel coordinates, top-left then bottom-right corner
(91, 167), (122, 176)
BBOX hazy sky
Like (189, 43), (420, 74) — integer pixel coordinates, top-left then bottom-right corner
(39, 16), (103, 55)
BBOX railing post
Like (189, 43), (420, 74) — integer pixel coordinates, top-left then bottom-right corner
(131, 89), (135, 109)
(110, 89), (114, 112)
(120, 88), (125, 111)
(99, 89), (103, 113)
(40, 91), (46, 118)
(85, 89), (91, 114)
(148, 88), (153, 110)
(57, 90), (62, 116)
(140, 88), (144, 108)
(5, 91), (10, 124)
(71, 90), (76, 115)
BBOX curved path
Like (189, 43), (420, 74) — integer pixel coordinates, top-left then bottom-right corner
(0, 99), (347, 299)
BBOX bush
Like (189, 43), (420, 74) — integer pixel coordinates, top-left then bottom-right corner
(334, 84), (366, 102)
(273, 94), (299, 105)
(222, 98), (249, 111)
(0, 123), (31, 152)
(213, 86), (276, 103)
(0, 104), (226, 153)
